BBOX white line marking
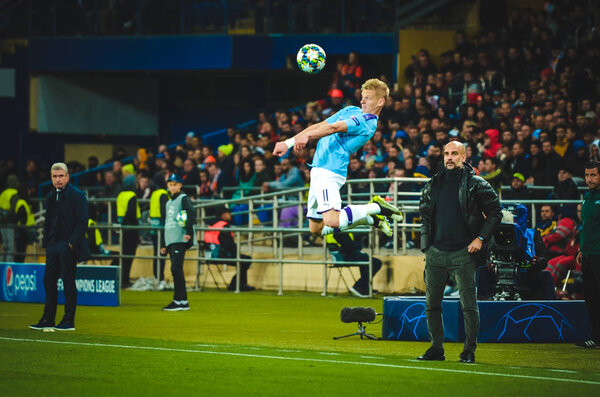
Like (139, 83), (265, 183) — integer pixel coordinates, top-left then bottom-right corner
(549, 369), (578, 374)
(317, 352), (340, 356)
(359, 356), (384, 360)
(0, 337), (598, 386)
(196, 344), (219, 347)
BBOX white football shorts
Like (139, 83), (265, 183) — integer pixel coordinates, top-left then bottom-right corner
(306, 167), (346, 220)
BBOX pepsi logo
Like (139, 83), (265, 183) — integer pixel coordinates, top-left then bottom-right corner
(5, 266), (13, 287)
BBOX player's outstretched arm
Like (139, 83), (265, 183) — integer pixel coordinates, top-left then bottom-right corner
(273, 120), (346, 157)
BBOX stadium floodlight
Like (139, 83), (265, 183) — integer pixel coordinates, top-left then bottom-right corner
(333, 307), (382, 340)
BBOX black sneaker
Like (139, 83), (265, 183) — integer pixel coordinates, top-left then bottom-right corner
(54, 321), (75, 331)
(575, 340), (598, 349)
(240, 285), (256, 292)
(417, 347), (445, 361)
(459, 350), (475, 363)
(162, 301), (189, 311)
(29, 319), (55, 330)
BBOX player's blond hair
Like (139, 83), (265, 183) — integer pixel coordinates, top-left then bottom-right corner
(361, 78), (389, 100)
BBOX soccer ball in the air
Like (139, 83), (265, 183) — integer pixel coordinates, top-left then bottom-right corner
(296, 44), (326, 74)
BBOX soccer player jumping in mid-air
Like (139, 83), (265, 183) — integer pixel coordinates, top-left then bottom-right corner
(273, 78), (402, 237)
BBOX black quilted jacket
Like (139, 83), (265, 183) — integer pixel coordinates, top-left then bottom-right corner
(419, 162), (502, 252)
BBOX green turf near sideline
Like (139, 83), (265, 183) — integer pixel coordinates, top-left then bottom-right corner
(1, 290), (599, 396)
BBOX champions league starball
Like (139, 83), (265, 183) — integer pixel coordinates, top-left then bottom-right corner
(176, 210), (188, 227)
(296, 44), (326, 74)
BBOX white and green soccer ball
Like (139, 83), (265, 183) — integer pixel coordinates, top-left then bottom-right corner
(176, 210), (187, 227)
(296, 43), (326, 74)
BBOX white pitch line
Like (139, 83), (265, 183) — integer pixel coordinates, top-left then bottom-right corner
(0, 337), (598, 386)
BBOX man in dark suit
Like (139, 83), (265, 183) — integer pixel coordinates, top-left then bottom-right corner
(30, 163), (90, 331)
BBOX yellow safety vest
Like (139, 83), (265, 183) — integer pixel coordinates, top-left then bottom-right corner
(0, 188), (18, 211)
(87, 219), (103, 246)
(15, 199), (35, 226)
(116, 191), (141, 222)
(149, 189), (168, 219)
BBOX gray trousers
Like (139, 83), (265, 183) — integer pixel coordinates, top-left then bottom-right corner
(1, 226), (14, 262)
(425, 245), (479, 352)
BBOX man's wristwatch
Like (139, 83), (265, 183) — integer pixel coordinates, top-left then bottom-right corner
(477, 236), (485, 242)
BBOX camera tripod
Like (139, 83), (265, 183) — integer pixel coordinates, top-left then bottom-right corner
(333, 322), (378, 340)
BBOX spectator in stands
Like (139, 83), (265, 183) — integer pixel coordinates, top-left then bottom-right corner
(481, 157), (505, 193)
(536, 204), (557, 237)
(253, 157), (274, 190)
(507, 141), (530, 177)
(566, 140), (588, 179)
(327, 232), (382, 298)
(550, 165), (580, 219)
(544, 213), (579, 285)
(181, 158), (200, 197)
(232, 159), (256, 200)
(217, 144), (235, 192)
(207, 162), (225, 196)
(263, 158), (304, 193)
(101, 170), (120, 198)
(112, 159), (123, 183)
(541, 140), (561, 185)
(339, 51), (363, 97)
(22, 160), (44, 197)
(503, 173), (532, 201)
(78, 156), (101, 188)
(197, 169), (212, 198)
(405, 49), (437, 85)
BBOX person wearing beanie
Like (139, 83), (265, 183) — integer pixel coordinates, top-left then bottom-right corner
(566, 140), (588, 178)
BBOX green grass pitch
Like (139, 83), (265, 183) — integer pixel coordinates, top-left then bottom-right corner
(1, 290), (599, 396)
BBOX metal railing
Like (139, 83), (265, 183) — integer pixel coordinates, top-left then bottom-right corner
(5, 177), (588, 295)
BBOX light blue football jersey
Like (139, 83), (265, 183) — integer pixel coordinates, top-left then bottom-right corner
(310, 106), (378, 177)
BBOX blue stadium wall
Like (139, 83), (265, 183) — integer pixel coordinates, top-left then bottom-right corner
(29, 34), (396, 71)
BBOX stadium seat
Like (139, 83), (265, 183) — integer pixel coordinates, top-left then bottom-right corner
(326, 250), (358, 296)
(196, 241), (229, 290)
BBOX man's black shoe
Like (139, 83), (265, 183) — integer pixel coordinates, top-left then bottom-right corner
(417, 347), (445, 361)
(162, 301), (189, 311)
(575, 340), (598, 349)
(459, 350), (475, 363)
(240, 285), (255, 292)
(54, 321), (75, 331)
(29, 319), (55, 330)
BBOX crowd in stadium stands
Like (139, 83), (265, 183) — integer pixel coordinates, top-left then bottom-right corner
(0, 3), (599, 293)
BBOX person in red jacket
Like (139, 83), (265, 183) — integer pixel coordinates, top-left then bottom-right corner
(544, 214), (579, 284)
(204, 207), (255, 291)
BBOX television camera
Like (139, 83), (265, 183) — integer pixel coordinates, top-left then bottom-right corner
(487, 205), (537, 301)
